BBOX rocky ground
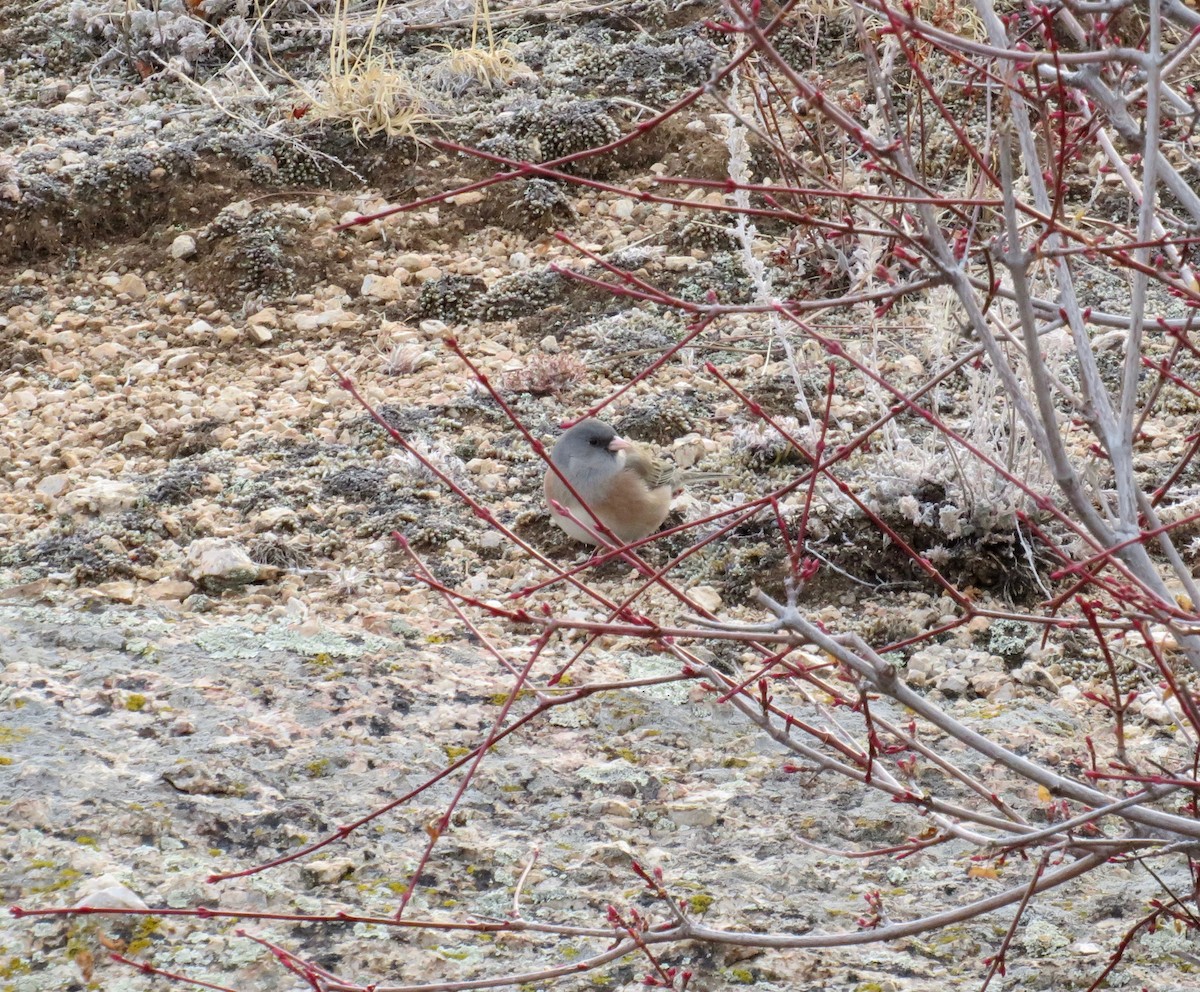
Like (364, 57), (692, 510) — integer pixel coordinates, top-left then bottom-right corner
(2, 1), (1200, 989)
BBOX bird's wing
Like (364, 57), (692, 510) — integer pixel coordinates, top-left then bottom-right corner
(625, 445), (676, 490)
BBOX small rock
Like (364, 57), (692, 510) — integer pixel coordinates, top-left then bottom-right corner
(301, 858), (356, 886)
(448, 190), (485, 206)
(413, 265), (442, 283)
(73, 881), (148, 912)
(169, 234), (196, 260)
(360, 274), (403, 301)
(64, 84), (93, 105)
(969, 671), (1008, 697)
(90, 340), (126, 361)
(114, 273), (148, 299)
(935, 671), (969, 695)
(10, 389), (37, 410)
(185, 538), (265, 592)
(664, 255), (694, 271)
(165, 351), (199, 371)
(94, 581), (137, 603)
(126, 358), (160, 378)
(36, 475), (68, 498)
(63, 479), (139, 516)
(37, 79), (69, 106)
(396, 252), (433, 272)
(247, 307), (279, 328)
(1014, 664), (1059, 691)
(539, 335), (560, 353)
(419, 319), (447, 336)
(145, 578), (195, 601)
(161, 760), (240, 796)
(1140, 698), (1175, 725)
(611, 198), (635, 221)
(667, 804), (717, 827)
(253, 506), (299, 532)
(246, 324), (273, 345)
(687, 585), (723, 614)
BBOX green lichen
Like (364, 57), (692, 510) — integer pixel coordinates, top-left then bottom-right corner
(305, 758), (331, 778)
(30, 867), (81, 894)
(688, 893), (715, 914)
(125, 694), (148, 711)
(438, 947), (469, 960)
(0, 726), (30, 745)
(126, 916), (162, 954)
(0, 957), (31, 979)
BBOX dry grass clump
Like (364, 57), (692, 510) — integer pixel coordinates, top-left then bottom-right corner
(309, 0), (432, 141)
(501, 352), (589, 397)
(431, 0), (532, 93)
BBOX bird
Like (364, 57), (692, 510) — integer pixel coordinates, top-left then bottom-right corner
(543, 419), (718, 546)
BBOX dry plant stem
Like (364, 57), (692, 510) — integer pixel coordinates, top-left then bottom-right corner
(974, 0), (1200, 671)
(390, 630), (549, 919)
(855, 0), (1147, 66)
(979, 851), (1053, 991)
(1118, 0), (1160, 513)
(111, 953), (239, 992)
(692, 658), (1031, 840)
(17, 904), (622, 941)
(398, 534), (550, 697)
(679, 851), (1113, 949)
(320, 932), (667, 992)
(511, 847), (539, 918)
(752, 588), (1200, 840)
(984, 791), (1179, 854)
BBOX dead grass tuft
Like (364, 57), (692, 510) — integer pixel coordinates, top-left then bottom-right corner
(501, 352), (590, 397)
(431, 0), (533, 93)
(310, 0), (433, 142)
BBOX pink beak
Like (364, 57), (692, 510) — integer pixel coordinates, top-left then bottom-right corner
(608, 436), (632, 451)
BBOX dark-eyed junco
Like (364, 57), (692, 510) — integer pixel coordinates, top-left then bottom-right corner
(544, 419), (717, 546)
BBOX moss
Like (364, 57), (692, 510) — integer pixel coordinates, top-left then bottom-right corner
(444, 745), (471, 761)
(125, 693), (148, 712)
(305, 758), (331, 778)
(74, 836), (99, 848)
(687, 893), (715, 914)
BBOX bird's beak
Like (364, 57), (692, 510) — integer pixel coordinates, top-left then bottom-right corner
(608, 436), (633, 452)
